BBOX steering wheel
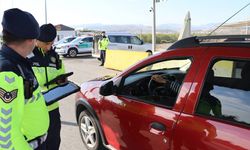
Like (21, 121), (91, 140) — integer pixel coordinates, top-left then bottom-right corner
(148, 74), (176, 96)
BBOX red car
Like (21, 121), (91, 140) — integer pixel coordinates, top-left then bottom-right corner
(75, 35), (250, 150)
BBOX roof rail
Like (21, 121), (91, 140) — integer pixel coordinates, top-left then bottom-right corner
(197, 35), (250, 41)
(167, 35), (250, 50)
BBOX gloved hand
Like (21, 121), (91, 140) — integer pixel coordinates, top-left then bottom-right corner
(151, 74), (169, 84)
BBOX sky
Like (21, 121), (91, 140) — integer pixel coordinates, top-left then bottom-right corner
(0, 0), (250, 29)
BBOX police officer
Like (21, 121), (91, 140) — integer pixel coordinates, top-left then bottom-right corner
(98, 31), (109, 66)
(29, 23), (65, 150)
(0, 8), (49, 150)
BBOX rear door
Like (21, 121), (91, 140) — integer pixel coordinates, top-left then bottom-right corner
(129, 36), (144, 51)
(101, 49), (203, 150)
(172, 47), (250, 149)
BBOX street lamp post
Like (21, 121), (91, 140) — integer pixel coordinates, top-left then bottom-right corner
(152, 0), (156, 53)
(45, 0), (47, 24)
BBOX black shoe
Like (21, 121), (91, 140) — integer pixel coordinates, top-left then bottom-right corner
(99, 64), (103, 66)
(97, 58), (101, 61)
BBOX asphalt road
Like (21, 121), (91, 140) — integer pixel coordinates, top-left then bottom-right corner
(59, 54), (119, 150)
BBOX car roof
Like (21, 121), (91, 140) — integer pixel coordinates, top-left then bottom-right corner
(168, 35), (250, 50)
(106, 32), (134, 36)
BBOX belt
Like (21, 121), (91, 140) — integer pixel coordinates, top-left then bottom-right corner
(28, 134), (47, 149)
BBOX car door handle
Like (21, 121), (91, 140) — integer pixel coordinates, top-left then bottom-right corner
(150, 122), (166, 132)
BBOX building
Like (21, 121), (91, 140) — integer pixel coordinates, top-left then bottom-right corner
(55, 24), (76, 41)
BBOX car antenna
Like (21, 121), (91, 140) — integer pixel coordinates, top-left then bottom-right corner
(208, 2), (250, 36)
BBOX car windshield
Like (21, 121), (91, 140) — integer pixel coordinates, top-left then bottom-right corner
(70, 38), (82, 44)
(56, 37), (75, 45)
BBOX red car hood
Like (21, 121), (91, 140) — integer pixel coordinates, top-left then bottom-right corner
(80, 75), (114, 98)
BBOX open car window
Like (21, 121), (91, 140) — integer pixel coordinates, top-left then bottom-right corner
(120, 58), (192, 109)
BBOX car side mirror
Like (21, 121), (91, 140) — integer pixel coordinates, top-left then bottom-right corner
(100, 80), (114, 96)
(141, 40), (144, 45)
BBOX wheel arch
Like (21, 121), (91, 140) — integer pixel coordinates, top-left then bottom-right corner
(75, 99), (108, 147)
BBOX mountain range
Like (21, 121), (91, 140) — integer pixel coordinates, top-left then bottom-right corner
(72, 23), (219, 34)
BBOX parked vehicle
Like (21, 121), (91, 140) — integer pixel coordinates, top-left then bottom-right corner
(76, 35), (250, 150)
(53, 36), (76, 48)
(92, 33), (152, 58)
(55, 36), (93, 57)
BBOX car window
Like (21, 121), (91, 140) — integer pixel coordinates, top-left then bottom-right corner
(130, 36), (142, 45)
(65, 37), (75, 43)
(196, 59), (250, 127)
(115, 36), (130, 44)
(120, 58), (192, 108)
(81, 37), (92, 43)
(108, 36), (116, 43)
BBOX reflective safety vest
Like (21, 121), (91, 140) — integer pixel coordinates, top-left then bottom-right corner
(0, 45), (49, 150)
(29, 47), (65, 111)
(98, 37), (109, 51)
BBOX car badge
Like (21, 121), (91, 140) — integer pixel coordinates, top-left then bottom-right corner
(0, 88), (18, 103)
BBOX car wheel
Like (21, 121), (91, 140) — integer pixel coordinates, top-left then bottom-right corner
(78, 110), (105, 150)
(68, 48), (77, 57)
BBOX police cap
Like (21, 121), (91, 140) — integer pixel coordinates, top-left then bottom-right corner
(37, 23), (57, 42)
(1, 8), (40, 39)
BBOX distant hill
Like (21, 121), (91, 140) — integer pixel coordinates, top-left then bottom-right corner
(73, 23), (218, 34)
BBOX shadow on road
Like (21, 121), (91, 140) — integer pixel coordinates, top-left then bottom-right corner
(62, 54), (97, 60)
(61, 120), (78, 127)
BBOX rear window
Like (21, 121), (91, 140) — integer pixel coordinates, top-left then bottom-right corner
(196, 59), (250, 127)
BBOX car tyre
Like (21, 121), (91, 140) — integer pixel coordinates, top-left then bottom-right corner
(78, 110), (105, 150)
(68, 48), (77, 57)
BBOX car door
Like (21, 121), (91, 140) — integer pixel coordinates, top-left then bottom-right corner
(129, 36), (144, 51)
(100, 49), (202, 150)
(108, 35), (130, 50)
(172, 47), (250, 149)
(78, 37), (93, 53)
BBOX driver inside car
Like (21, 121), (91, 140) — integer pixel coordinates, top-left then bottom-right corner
(151, 74), (180, 95)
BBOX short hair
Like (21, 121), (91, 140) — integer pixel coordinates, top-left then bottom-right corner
(2, 29), (26, 44)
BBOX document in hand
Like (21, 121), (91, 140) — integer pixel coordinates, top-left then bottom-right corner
(42, 81), (80, 105)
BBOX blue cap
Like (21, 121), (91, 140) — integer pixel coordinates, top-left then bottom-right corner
(1, 8), (39, 39)
(38, 23), (57, 42)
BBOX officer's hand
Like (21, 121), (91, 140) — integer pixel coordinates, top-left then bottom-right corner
(56, 78), (68, 85)
(151, 74), (168, 84)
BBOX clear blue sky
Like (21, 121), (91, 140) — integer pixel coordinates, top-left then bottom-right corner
(0, 0), (250, 28)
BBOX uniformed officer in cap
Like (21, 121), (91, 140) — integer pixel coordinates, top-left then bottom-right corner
(29, 23), (65, 150)
(0, 8), (49, 150)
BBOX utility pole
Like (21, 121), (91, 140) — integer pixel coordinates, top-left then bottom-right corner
(45, 0), (47, 24)
(152, 0), (156, 53)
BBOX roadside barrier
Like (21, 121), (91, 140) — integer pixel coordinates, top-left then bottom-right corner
(104, 50), (150, 71)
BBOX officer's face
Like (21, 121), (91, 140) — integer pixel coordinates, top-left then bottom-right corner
(37, 40), (54, 52)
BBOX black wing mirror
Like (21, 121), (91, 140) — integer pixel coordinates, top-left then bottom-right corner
(99, 80), (114, 96)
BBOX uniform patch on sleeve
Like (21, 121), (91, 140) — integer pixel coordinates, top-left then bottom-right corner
(0, 88), (18, 103)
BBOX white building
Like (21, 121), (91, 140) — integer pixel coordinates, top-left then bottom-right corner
(55, 24), (76, 42)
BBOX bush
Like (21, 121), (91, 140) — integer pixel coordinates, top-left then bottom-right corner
(139, 33), (179, 44)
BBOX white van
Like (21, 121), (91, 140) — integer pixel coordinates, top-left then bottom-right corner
(55, 36), (93, 57)
(92, 33), (152, 57)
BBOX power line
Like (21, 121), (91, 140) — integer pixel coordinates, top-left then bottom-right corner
(208, 2), (250, 36)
